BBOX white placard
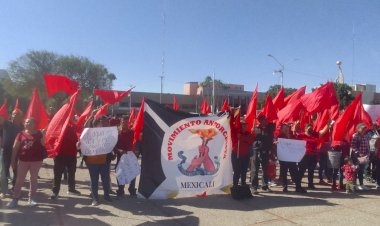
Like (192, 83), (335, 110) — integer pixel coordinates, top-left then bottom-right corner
(79, 127), (118, 156)
(277, 138), (306, 162)
(116, 152), (141, 185)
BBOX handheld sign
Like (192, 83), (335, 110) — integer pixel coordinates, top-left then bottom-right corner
(277, 138), (306, 162)
(116, 152), (141, 185)
(80, 126), (118, 156)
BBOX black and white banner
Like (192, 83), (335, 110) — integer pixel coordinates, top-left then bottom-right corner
(138, 100), (232, 199)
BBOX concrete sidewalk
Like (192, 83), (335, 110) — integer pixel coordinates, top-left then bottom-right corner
(0, 159), (379, 226)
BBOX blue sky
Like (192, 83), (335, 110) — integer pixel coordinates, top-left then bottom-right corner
(1, 0), (379, 93)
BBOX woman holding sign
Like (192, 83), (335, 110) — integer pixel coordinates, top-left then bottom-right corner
(79, 115), (114, 206)
(277, 124), (306, 193)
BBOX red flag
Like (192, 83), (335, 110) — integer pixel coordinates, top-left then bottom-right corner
(245, 84), (258, 132)
(330, 104), (340, 121)
(76, 100), (93, 135)
(133, 98), (145, 145)
(45, 90), (80, 157)
(128, 107), (136, 126)
(173, 96), (179, 111)
(300, 82), (338, 115)
(234, 108), (242, 131)
(94, 104), (109, 119)
(43, 74), (79, 97)
(299, 110), (312, 130)
(201, 98), (211, 115)
(377, 115), (380, 125)
(0, 99), (7, 120)
(314, 109), (330, 132)
(277, 100), (304, 126)
(258, 94), (278, 122)
(273, 86), (285, 110)
(24, 88), (49, 130)
(94, 87), (134, 105)
(284, 86), (306, 105)
(331, 93), (371, 145)
(220, 99), (229, 112)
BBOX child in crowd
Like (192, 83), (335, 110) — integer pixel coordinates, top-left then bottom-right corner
(341, 157), (357, 194)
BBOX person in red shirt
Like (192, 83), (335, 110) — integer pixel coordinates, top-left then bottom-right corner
(50, 123), (80, 200)
(7, 118), (44, 208)
(341, 157), (357, 193)
(114, 116), (137, 197)
(297, 122), (330, 189)
(231, 120), (254, 187)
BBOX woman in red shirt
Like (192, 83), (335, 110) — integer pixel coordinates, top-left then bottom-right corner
(7, 118), (45, 208)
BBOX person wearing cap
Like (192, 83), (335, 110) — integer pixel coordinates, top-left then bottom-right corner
(2, 109), (24, 189)
(231, 119), (254, 188)
(351, 123), (371, 191)
(250, 115), (275, 193)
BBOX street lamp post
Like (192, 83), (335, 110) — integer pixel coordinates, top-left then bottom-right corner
(268, 54), (285, 87)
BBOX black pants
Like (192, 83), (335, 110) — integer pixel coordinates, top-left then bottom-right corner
(251, 152), (269, 189)
(318, 152), (331, 181)
(52, 155), (77, 194)
(3, 149), (12, 179)
(279, 161), (301, 189)
(231, 152), (249, 186)
(115, 154), (137, 195)
(299, 155), (318, 185)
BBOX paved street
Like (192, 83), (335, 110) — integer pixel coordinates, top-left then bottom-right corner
(0, 158), (379, 226)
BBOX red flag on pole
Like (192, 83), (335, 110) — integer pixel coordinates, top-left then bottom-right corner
(133, 98), (145, 145)
(24, 88), (49, 130)
(94, 87), (134, 105)
(173, 96), (179, 111)
(128, 107), (136, 126)
(43, 74), (79, 97)
(201, 98), (211, 115)
(94, 104), (109, 120)
(277, 100), (304, 126)
(245, 84), (258, 132)
(284, 86), (306, 105)
(300, 82), (338, 115)
(273, 86), (285, 110)
(220, 98), (230, 112)
(258, 94), (278, 122)
(330, 104), (340, 121)
(0, 99), (7, 120)
(45, 90), (80, 157)
(75, 100), (93, 136)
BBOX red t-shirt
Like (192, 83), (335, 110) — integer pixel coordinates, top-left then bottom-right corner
(58, 125), (78, 157)
(297, 132), (319, 155)
(116, 129), (134, 155)
(16, 131), (44, 162)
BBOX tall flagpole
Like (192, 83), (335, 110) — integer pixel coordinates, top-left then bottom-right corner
(212, 71), (215, 114)
(160, 0), (166, 104)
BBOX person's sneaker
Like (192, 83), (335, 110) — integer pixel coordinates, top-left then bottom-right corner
(91, 199), (99, 206)
(28, 198), (38, 207)
(282, 187), (288, 192)
(356, 185), (364, 191)
(295, 187), (307, 193)
(7, 199), (18, 208)
(104, 195), (113, 202)
(250, 188), (259, 194)
(346, 190), (349, 194)
(376, 185), (380, 190)
(50, 193), (58, 200)
(262, 186), (272, 192)
(308, 184), (316, 189)
(361, 185), (370, 191)
(67, 190), (81, 195)
(331, 184), (337, 191)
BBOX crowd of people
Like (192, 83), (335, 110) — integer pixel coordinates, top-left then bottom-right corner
(0, 106), (379, 208)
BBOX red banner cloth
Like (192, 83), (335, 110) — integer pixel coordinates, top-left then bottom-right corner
(45, 90), (80, 158)
(93, 87), (134, 105)
(43, 74), (79, 97)
(24, 88), (49, 130)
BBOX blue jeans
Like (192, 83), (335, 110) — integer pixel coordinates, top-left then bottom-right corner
(87, 163), (110, 201)
(0, 150), (8, 194)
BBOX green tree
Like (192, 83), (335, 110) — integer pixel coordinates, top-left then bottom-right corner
(3, 50), (116, 110)
(200, 76), (228, 89)
(334, 82), (354, 109)
(266, 84), (297, 98)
